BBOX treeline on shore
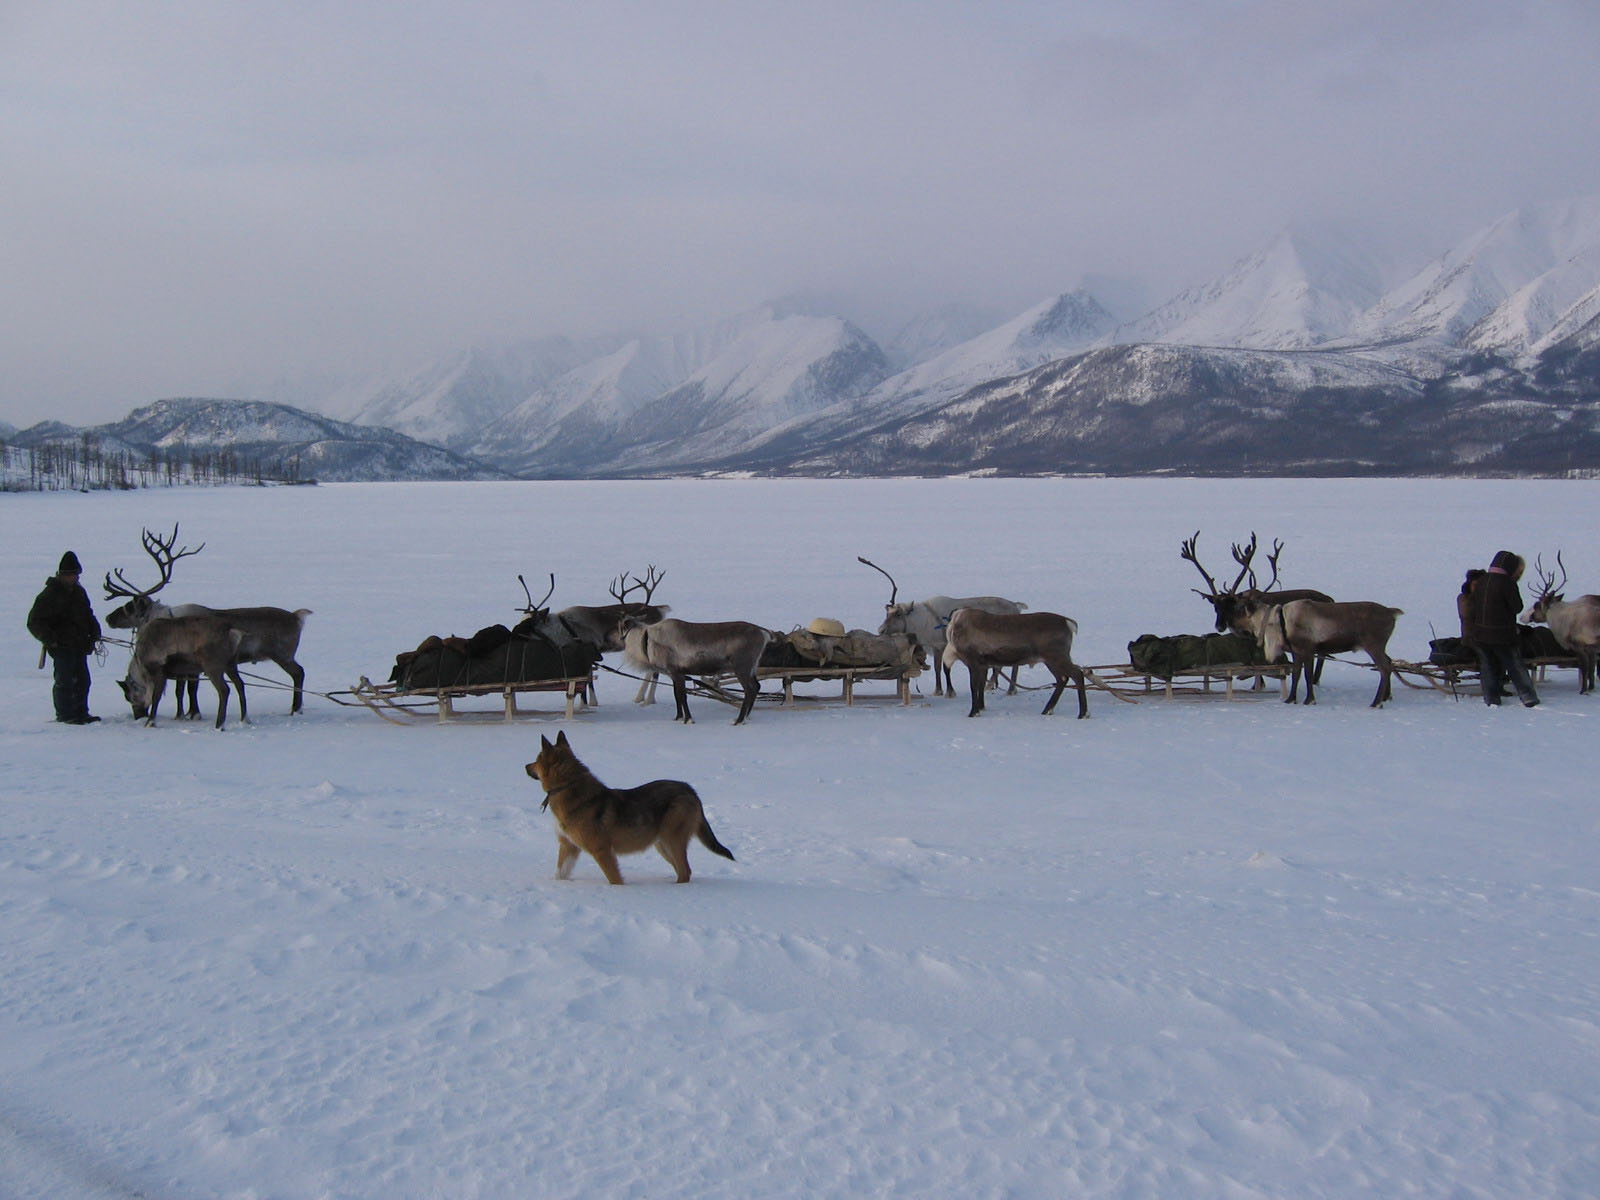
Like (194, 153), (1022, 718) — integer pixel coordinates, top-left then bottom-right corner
(0, 436), (311, 492)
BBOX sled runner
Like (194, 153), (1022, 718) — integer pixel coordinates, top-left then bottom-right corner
(332, 673), (595, 724)
(1086, 661), (1294, 701)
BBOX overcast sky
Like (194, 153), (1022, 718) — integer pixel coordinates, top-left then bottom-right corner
(3, 0), (1598, 427)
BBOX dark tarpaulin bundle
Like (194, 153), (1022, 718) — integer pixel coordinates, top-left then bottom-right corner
(1126, 631), (1267, 680)
(390, 618), (601, 690)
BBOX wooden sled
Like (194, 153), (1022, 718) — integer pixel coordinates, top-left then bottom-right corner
(761, 664), (922, 707)
(331, 673), (595, 724)
(1087, 661), (1293, 701)
(669, 664), (925, 710)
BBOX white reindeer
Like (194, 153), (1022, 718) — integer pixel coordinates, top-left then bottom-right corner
(1527, 553), (1600, 693)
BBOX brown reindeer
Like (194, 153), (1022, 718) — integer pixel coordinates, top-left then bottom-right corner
(1247, 599), (1403, 707)
(119, 615), (246, 729)
(104, 525), (312, 715)
(621, 617), (772, 725)
(941, 608), (1089, 719)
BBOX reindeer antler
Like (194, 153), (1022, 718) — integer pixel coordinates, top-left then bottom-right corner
(1261, 538), (1285, 592)
(1179, 533), (1220, 598)
(610, 565), (665, 605)
(103, 523), (205, 600)
(1532, 552), (1568, 601)
(857, 556), (898, 607)
(1228, 533), (1259, 594)
(518, 572), (556, 615)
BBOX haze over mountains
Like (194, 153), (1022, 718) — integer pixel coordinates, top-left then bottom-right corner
(13, 196), (1600, 479)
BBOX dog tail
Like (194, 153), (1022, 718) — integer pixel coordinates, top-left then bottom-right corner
(697, 818), (735, 861)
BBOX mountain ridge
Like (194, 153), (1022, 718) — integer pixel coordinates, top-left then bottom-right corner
(10, 196), (1600, 480)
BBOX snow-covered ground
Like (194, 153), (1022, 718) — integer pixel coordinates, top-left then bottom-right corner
(3, 478), (1598, 1199)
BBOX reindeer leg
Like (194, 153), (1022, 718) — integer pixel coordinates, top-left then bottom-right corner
(229, 666), (249, 724)
(211, 671), (230, 729)
(671, 673), (693, 724)
(733, 673), (758, 725)
(965, 661), (985, 717)
(1072, 665), (1089, 719)
(1041, 671), (1065, 716)
(276, 655), (306, 714)
(1007, 666), (1020, 696)
(634, 671), (658, 706)
(1369, 652), (1392, 708)
(1301, 653), (1317, 705)
(146, 675), (166, 726)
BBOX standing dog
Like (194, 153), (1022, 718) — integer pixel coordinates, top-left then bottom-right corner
(525, 731), (735, 884)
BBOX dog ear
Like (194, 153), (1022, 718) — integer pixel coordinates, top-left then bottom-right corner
(555, 729), (570, 747)
(540, 734), (553, 750)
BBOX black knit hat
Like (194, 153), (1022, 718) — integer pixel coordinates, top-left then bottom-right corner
(58, 551), (82, 575)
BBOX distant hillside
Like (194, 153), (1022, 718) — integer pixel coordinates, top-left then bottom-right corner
(5, 398), (508, 488)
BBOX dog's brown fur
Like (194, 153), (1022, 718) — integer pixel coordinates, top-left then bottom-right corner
(525, 731), (735, 884)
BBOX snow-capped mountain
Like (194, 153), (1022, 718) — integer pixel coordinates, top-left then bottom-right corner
(1528, 282), (1600, 360)
(1112, 226), (1392, 351)
(612, 317), (890, 470)
(738, 337), (1600, 478)
(716, 201), (1600, 479)
(338, 337), (621, 452)
(1353, 196), (1600, 353)
(471, 305), (891, 475)
(469, 334), (713, 468)
(885, 302), (1008, 370)
(842, 288), (1117, 423)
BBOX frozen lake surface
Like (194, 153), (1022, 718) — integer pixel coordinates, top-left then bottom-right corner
(3, 478), (1598, 1198)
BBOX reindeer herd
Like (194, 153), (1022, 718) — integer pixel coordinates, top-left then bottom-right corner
(97, 525), (1600, 729)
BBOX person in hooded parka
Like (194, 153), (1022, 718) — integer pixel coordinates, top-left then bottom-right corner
(26, 550), (103, 724)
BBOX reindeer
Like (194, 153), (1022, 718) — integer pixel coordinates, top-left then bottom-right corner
(503, 569), (671, 705)
(1526, 553), (1600, 693)
(941, 608), (1089, 719)
(1181, 532), (1334, 687)
(553, 566), (671, 655)
(119, 614), (246, 729)
(621, 617), (772, 724)
(104, 524), (312, 715)
(1244, 599), (1403, 707)
(1181, 532), (1335, 634)
(859, 557), (1027, 697)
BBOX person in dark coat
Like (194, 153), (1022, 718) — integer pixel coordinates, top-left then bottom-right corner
(26, 551), (103, 724)
(1462, 549), (1539, 708)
